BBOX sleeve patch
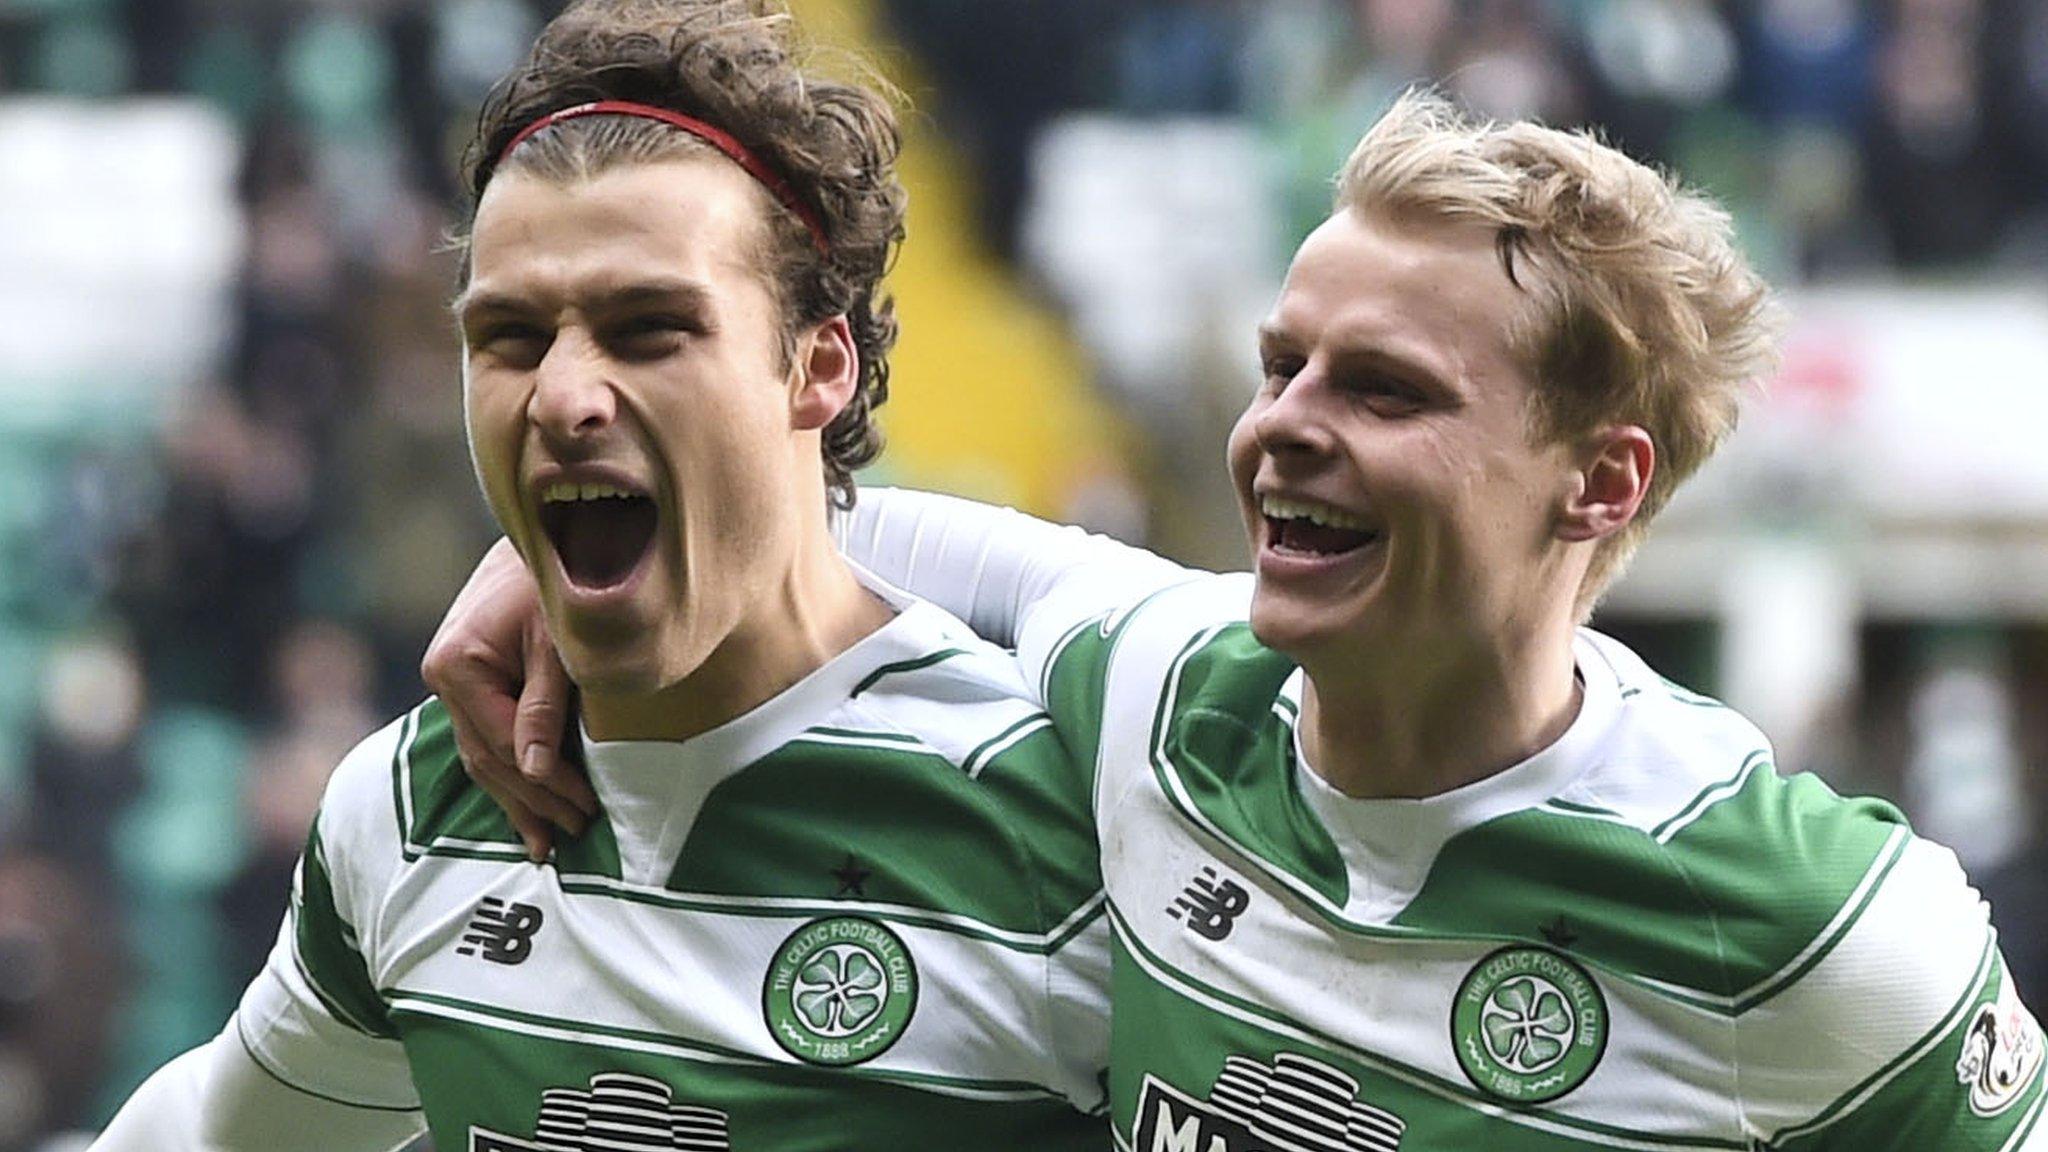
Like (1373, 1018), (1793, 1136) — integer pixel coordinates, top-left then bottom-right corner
(1957, 972), (2047, 1118)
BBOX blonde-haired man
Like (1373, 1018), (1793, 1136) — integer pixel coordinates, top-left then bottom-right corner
(435, 91), (2047, 1148)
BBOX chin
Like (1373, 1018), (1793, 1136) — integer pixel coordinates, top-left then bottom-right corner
(1250, 588), (1377, 667)
(1246, 597), (1318, 660)
(554, 653), (647, 699)
(553, 629), (670, 699)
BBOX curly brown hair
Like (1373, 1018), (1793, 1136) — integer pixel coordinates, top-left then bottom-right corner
(459, 0), (907, 507)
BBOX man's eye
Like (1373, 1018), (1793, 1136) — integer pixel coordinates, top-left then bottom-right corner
(1345, 376), (1426, 413)
(475, 325), (550, 361)
(1260, 357), (1302, 389)
(609, 316), (690, 356)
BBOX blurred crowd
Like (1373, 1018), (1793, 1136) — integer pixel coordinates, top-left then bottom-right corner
(894, 0), (2048, 277)
(0, 1), (2043, 1148)
(1, 1), (539, 1145)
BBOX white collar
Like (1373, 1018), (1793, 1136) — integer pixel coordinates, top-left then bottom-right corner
(575, 563), (949, 883)
(1286, 630), (1623, 921)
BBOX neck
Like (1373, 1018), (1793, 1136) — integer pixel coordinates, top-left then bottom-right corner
(1297, 619), (1582, 800)
(582, 517), (893, 743)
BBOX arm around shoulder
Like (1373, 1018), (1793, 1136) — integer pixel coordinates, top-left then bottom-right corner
(835, 486), (1198, 649)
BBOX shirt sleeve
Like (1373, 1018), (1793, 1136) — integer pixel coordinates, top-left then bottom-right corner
(87, 1022), (424, 1152)
(234, 713), (423, 1111)
(834, 486), (1201, 657)
(1755, 836), (2047, 1150)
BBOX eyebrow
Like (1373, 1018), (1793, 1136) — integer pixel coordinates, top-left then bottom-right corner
(1328, 340), (1457, 395)
(452, 278), (718, 324)
(1259, 321), (1458, 394)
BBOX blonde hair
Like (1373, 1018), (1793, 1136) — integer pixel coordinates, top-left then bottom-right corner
(1336, 90), (1777, 609)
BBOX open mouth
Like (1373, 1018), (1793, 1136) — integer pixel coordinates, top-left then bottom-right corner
(1267, 517), (1380, 556)
(1260, 495), (1381, 557)
(538, 482), (658, 591)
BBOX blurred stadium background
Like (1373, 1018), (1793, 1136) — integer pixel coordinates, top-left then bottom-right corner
(1, 0), (2045, 1146)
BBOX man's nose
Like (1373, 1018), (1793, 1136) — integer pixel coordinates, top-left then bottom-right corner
(527, 329), (616, 445)
(1254, 369), (1336, 457)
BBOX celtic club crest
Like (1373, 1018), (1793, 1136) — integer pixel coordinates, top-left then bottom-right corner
(1451, 947), (1608, 1104)
(763, 916), (918, 1066)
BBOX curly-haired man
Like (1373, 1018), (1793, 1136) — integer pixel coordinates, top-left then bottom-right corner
(90, 3), (1109, 1149)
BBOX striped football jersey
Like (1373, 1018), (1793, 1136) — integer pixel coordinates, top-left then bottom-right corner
(236, 588), (1111, 1151)
(1028, 574), (2046, 1152)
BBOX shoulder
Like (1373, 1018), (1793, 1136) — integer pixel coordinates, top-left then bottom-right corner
(312, 704), (435, 863)
(1411, 766), (1915, 1005)
(1571, 629), (1777, 813)
(1035, 572), (1261, 745)
(834, 603), (1064, 776)
(326, 698), (522, 863)
(1629, 765), (1916, 1003)
(808, 603), (1103, 927)
(1034, 570), (1253, 678)
(1109, 572), (1255, 662)
(1557, 635), (1921, 995)
(293, 703), (455, 982)
(1735, 831), (2021, 1146)
(1409, 633), (1910, 1000)
(1564, 636), (1998, 1035)
(831, 607), (1090, 846)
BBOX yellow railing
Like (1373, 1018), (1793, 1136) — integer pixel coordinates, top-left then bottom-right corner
(792, 0), (1133, 517)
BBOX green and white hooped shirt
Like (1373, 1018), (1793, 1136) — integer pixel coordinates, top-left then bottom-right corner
(1033, 573), (2046, 1152)
(235, 581), (1110, 1151)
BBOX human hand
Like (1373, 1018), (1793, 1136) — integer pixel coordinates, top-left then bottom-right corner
(420, 537), (596, 860)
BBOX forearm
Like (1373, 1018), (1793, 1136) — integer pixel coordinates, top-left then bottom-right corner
(91, 1021), (423, 1152)
(836, 487), (1196, 648)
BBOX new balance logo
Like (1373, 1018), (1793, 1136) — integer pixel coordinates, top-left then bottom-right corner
(1168, 867), (1250, 941)
(457, 898), (544, 965)
(1134, 1053), (1405, 1152)
(470, 1071), (731, 1151)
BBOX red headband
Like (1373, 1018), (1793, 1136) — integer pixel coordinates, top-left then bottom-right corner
(498, 100), (830, 255)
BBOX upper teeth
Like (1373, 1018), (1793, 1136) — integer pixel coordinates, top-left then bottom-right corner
(542, 482), (636, 503)
(1261, 495), (1370, 531)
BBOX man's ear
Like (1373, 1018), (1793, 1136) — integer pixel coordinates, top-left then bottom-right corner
(789, 314), (858, 432)
(1557, 425), (1654, 542)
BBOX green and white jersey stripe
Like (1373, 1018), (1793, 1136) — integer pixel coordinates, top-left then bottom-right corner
(238, 589), (1110, 1151)
(1026, 573), (2046, 1152)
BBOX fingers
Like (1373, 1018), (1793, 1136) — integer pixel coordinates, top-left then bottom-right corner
(424, 642), (520, 776)
(519, 740), (600, 824)
(495, 750), (591, 840)
(442, 686), (519, 802)
(457, 731), (589, 848)
(423, 536), (594, 848)
(445, 698), (588, 831)
(516, 615), (599, 819)
(461, 762), (555, 862)
(422, 537), (534, 770)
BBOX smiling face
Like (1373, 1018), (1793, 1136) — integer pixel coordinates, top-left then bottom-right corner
(461, 157), (835, 700)
(1227, 207), (1591, 676)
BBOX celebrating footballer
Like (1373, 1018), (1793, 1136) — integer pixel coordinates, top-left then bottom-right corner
(90, 2), (1109, 1148)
